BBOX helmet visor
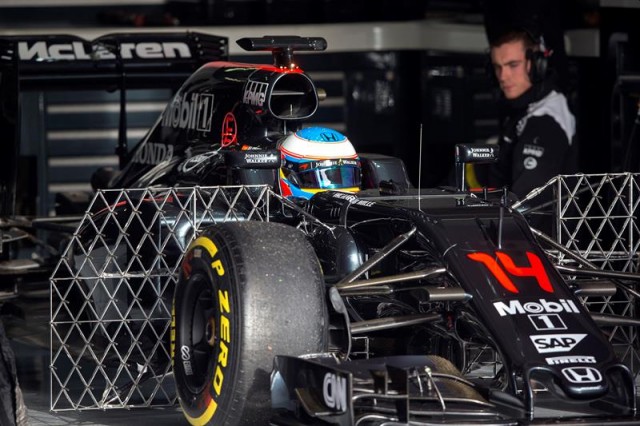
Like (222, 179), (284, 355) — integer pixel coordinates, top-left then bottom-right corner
(297, 165), (361, 190)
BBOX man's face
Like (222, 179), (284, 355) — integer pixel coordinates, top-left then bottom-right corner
(490, 39), (532, 100)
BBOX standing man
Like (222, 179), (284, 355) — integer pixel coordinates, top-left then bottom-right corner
(486, 28), (577, 199)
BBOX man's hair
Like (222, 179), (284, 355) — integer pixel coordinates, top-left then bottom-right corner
(489, 30), (537, 51)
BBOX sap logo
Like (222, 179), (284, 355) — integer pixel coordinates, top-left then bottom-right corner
(530, 333), (586, 354)
(494, 298), (580, 317)
(132, 142), (174, 166)
(18, 41), (191, 61)
(562, 366), (602, 384)
(323, 372), (347, 412)
(467, 251), (552, 294)
(162, 93), (214, 132)
(546, 355), (596, 365)
(243, 81), (269, 107)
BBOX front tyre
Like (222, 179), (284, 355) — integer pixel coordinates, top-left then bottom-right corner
(172, 222), (327, 425)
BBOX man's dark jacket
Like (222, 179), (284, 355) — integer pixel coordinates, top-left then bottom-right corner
(489, 82), (577, 198)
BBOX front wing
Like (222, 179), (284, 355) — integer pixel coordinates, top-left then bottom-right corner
(270, 354), (639, 425)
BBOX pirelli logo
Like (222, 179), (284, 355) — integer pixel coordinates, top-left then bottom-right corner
(546, 355), (596, 365)
(243, 81), (269, 107)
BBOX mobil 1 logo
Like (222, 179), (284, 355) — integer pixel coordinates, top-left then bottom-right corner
(493, 298), (580, 317)
(528, 313), (567, 331)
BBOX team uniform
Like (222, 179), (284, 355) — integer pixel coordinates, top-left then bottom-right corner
(489, 84), (576, 199)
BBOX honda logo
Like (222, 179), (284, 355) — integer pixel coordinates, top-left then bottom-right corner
(562, 366), (603, 384)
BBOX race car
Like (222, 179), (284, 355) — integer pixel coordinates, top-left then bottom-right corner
(171, 149), (640, 425)
(2, 32), (639, 425)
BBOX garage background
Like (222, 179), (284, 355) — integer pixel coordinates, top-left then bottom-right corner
(2, 0), (631, 218)
(2, 0), (640, 423)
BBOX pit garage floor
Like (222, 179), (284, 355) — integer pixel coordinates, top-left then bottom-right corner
(14, 340), (188, 426)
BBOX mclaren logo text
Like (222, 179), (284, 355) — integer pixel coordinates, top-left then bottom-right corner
(18, 41), (192, 61)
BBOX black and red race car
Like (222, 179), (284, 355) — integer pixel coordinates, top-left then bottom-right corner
(1, 32), (639, 425)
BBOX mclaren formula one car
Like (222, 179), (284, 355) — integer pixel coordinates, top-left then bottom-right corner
(2, 33), (639, 425)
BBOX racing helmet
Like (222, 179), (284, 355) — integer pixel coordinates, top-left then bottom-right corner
(278, 127), (361, 199)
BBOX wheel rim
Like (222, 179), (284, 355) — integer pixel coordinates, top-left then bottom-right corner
(183, 274), (217, 393)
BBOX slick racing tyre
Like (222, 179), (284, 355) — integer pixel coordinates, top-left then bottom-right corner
(173, 221), (327, 425)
